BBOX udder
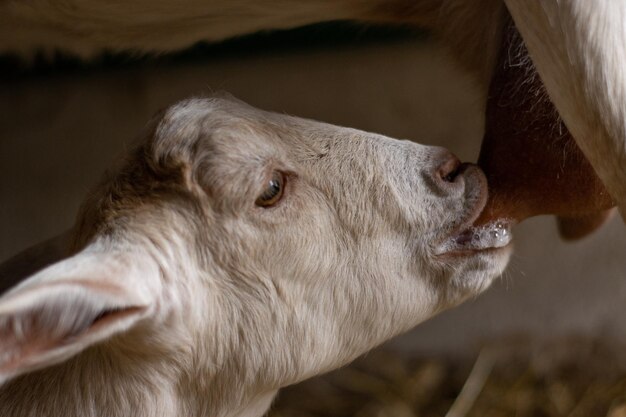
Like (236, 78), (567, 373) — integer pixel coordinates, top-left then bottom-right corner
(474, 18), (615, 239)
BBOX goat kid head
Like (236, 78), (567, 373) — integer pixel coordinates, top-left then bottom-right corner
(0, 96), (511, 410)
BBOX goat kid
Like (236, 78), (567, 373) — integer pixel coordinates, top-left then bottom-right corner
(0, 97), (511, 417)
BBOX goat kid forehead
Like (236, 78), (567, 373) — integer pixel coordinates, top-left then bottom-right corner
(152, 98), (330, 167)
(153, 101), (271, 177)
(148, 97), (398, 213)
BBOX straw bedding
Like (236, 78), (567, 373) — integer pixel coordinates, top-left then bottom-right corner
(269, 338), (626, 417)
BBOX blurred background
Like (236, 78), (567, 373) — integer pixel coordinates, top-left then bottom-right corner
(2, 22), (626, 416)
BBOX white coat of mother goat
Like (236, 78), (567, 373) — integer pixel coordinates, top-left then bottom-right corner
(0, 97), (511, 417)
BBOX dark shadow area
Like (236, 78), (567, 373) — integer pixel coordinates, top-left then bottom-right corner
(0, 21), (426, 82)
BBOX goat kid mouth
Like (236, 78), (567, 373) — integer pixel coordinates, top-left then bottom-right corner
(436, 164), (513, 257)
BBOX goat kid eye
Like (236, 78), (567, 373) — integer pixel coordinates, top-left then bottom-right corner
(255, 171), (285, 207)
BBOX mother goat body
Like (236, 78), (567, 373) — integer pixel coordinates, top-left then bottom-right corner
(2, 0), (624, 224)
(0, 97), (511, 417)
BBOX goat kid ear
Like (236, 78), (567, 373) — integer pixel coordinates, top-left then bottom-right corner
(0, 246), (160, 385)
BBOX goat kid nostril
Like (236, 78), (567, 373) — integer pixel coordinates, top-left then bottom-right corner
(436, 153), (462, 183)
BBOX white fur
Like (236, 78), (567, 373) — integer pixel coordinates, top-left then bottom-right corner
(0, 97), (511, 417)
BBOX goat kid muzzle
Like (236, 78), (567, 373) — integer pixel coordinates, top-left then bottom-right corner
(433, 156), (513, 257)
